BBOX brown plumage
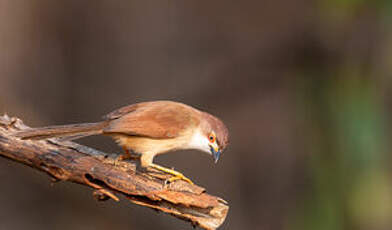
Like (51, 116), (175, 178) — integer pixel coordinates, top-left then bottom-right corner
(15, 101), (229, 183)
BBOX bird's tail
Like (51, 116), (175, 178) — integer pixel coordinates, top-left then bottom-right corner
(14, 121), (109, 140)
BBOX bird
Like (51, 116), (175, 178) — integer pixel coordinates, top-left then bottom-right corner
(15, 101), (229, 184)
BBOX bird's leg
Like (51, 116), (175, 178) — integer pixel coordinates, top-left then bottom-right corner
(118, 146), (131, 161)
(119, 146), (140, 160)
(114, 147), (140, 165)
(149, 163), (194, 184)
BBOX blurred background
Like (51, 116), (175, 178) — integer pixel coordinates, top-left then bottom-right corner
(1, 0), (392, 229)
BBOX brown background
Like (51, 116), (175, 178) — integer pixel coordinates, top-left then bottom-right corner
(1, 1), (391, 230)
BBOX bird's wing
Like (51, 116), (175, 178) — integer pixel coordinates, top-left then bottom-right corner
(103, 103), (141, 120)
(103, 101), (197, 138)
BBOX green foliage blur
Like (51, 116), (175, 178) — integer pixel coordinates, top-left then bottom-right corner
(291, 1), (392, 229)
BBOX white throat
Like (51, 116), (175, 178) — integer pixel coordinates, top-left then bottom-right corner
(187, 129), (211, 154)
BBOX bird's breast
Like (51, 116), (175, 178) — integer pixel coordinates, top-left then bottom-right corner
(110, 133), (193, 155)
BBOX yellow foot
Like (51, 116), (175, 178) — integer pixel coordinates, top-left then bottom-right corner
(166, 174), (193, 184)
(113, 157), (122, 166)
(149, 163), (194, 184)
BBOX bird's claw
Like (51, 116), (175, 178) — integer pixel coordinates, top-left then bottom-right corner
(166, 173), (194, 184)
(113, 158), (120, 166)
(149, 163), (194, 185)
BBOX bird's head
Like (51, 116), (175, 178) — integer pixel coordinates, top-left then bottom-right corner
(189, 112), (229, 163)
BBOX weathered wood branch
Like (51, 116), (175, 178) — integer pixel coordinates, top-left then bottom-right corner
(0, 115), (228, 230)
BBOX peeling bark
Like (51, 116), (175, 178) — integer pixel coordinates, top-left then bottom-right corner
(0, 115), (228, 230)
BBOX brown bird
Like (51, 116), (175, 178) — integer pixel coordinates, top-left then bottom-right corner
(15, 101), (229, 184)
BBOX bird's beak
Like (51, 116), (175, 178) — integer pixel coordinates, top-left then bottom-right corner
(209, 144), (221, 163)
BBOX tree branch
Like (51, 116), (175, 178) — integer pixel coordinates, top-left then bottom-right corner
(0, 115), (228, 230)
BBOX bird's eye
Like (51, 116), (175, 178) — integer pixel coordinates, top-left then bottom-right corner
(209, 133), (215, 143)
